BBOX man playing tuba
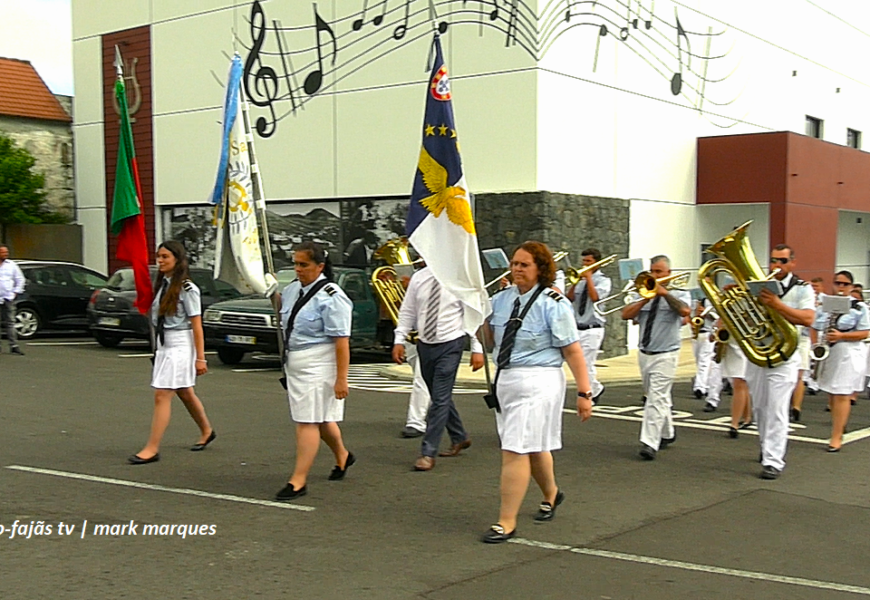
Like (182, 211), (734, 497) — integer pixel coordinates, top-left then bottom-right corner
(749, 244), (815, 479)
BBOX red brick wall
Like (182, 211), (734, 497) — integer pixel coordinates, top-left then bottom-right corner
(102, 27), (154, 275)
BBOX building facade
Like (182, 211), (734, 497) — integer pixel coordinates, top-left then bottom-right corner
(72, 0), (870, 354)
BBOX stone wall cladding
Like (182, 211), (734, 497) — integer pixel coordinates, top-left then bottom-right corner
(0, 116), (74, 220)
(476, 191), (630, 358)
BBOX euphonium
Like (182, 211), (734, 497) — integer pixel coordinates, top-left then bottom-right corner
(698, 221), (798, 368)
(371, 237), (412, 326)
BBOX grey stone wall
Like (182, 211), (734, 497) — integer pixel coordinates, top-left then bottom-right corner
(475, 191), (630, 358)
(0, 113), (74, 221)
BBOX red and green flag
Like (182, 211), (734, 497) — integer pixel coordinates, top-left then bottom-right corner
(111, 78), (153, 314)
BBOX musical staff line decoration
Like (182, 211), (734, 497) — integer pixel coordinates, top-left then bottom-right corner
(240, 0), (741, 137)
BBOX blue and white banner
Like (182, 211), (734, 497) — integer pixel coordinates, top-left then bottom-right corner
(406, 34), (490, 335)
(211, 55), (274, 296)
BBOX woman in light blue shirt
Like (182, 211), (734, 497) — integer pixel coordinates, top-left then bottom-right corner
(481, 241), (593, 544)
(129, 240), (215, 465)
(274, 242), (354, 502)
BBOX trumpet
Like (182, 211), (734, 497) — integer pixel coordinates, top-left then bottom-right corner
(565, 254), (618, 289)
(594, 270), (691, 316)
(712, 327), (730, 363)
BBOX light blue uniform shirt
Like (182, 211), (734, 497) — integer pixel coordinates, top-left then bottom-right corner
(812, 298), (870, 332)
(150, 278), (201, 330)
(489, 284), (579, 368)
(573, 271), (612, 326)
(280, 274), (352, 350)
(636, 289), (692, 353)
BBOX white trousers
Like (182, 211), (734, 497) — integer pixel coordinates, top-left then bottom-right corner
(578, 328), (605, 397)
(404, 343), (431, 432)
(692, 337), (716, 393)
(746, 356), (799, 472)
(639, 350), (679, 450)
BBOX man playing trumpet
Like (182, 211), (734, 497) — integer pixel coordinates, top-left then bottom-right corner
(566, 248), (612, 404)
(621, 255), (691, 460)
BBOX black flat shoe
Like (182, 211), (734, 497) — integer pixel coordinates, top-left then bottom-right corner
(728, 427), (738, 439)
(275, 483), (307, 501)
(827, 445), (841, 453)
(190, 430), (216, 451)
(481, 524), (516, 544)
(128, 453), (160, 465)
(328, 452), (356, 481)
(534, 489), (565, 522)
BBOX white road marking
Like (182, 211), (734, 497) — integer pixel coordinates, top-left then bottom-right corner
(26, 341), (99, 346)
(562, 405), (856, 446)
(5, 465), (314, 512)
(509, 538), (870, 596)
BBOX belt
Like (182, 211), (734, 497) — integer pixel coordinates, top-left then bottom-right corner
(577, 323), (603, 331)
(640, 349), (675, 356)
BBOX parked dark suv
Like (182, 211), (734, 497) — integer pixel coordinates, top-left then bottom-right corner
(203, 267), (390, 364)
(12, 261), (109, 339)
(87, 267), (242, 347)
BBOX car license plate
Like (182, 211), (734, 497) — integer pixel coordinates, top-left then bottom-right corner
(99, 317), (121, 327)
(226, 335), (257, 345)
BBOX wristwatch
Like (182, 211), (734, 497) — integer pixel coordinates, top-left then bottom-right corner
(577, 390), (593, 399)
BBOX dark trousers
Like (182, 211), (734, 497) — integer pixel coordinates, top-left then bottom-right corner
(0, 301), (17, 349)
(417, 336), (468, 457)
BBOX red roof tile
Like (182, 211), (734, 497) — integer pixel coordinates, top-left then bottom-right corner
(0, 57), (71, 122)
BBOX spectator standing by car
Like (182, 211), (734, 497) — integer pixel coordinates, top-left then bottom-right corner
(0, 245), (25, 354)
(129, 241), (215, 465)
(274, 242), (354, 501)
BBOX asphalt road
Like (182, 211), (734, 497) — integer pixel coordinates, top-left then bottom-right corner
(2, 338), (870, 599)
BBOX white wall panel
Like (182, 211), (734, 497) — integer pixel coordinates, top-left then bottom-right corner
(73, 123), (105, 209)
(71, 37), (103, 125)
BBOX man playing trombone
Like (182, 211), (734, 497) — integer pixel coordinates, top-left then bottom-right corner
(566, 248), (612, 404)
(621, 255), (691, 460)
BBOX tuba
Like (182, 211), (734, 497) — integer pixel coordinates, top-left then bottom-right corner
(698, 221), (798, 368)
(370, 237), (417, 341)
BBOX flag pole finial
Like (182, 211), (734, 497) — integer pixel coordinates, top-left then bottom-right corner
(113, 45), (124, 79)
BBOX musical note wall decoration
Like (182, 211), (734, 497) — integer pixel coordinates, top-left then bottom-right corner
(237, 0), (740, 137)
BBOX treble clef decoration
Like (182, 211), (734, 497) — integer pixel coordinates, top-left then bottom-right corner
(243, 0), (279, 137)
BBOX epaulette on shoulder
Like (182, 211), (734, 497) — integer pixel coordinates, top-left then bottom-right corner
(546, 289), (564, 302)
(852, 298), (861, 310)
(324, 283), (338, 296)
(182, 279), (196, 292)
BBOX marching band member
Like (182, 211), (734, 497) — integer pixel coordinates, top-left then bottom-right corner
(691, 296), (722, 412)
(129, 241), (214, 465)
(812, 271), (869, 452)
(621, 255), (691, 460)
(481, 241), (592, 543)
(566, 248), (612, 404)
(392, 264), (484, 472)
(713, 321), (752, 438)
(747, 244), (814, 479)
(803, 277), (824, 397)
(275, 242), (354, 501)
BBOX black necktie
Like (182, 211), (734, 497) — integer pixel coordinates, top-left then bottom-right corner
(577, 282), (588, 315)
(156, 278), (169, 346)
(641, 296), (661, 348)
(497, 298), (522, 369)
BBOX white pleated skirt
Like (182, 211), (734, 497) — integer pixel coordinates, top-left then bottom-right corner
(720, 341), (747, 380)
(151, 329), (195, 390)
(797, 336), (811, 371)
(818, 341), (867, 395)
(285, 342), (344, 423)
(495, 366), (565, 454)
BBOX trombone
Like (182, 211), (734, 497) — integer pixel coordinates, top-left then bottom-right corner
(594, 270), (691, 316)
(564, 254), (618, 289)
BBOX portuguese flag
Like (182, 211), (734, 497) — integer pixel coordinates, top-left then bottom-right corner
(110, 78), (152, 314)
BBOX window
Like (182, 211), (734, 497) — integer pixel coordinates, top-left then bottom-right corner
(341, 273), (368, 302)
(847, 128), (862, 149)
(68, 267), (108, 289)
(805, 116), (823, 139)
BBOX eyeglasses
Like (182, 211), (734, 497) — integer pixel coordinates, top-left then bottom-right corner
(834, 281), (851, 286)
(769, 257), (790, 265)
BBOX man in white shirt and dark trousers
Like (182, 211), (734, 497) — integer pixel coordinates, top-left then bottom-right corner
(567, 248), (612, 403)
(392, 266), (484, 471)
(0, 245), (25, 355)
(621, 255), (691, 460)
(748, 244), (815, 480)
